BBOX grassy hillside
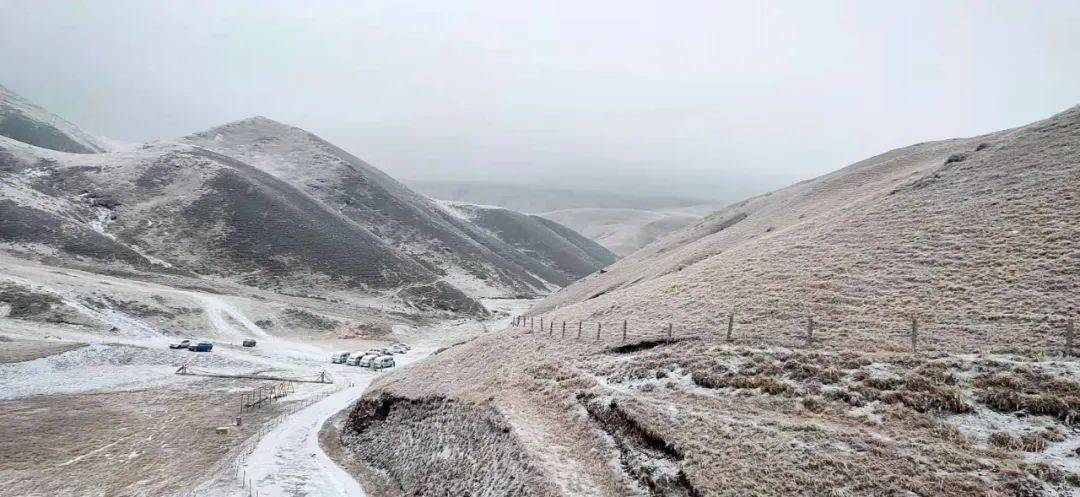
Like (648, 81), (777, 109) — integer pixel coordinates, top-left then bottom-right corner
(340, 105), (1080, 496)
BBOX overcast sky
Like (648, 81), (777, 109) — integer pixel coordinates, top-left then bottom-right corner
(1, 0), (1077, 201)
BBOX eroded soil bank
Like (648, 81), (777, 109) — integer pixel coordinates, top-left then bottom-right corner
(333, 325), (1080, 497)
(341, 393), (557, 496)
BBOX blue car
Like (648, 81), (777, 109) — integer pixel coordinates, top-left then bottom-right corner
(187, 341), (213, 352)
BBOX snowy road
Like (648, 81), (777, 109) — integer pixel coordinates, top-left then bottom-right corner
(239, 299), (528, 497)
(243, 372), (372, 497)
(240, 341), (451, 497)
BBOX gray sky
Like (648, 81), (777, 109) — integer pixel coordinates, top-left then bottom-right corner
(1, 0), (1078, 201)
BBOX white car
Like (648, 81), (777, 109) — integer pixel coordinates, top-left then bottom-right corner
(169, 339), (193, 350)
(346, 352), (367, 366)
(330, 351), (350, 364)
(372, 355), (396, 370)
(357, 354), (379, 368)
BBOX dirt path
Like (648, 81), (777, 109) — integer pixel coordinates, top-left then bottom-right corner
(243, 374), (371, 497)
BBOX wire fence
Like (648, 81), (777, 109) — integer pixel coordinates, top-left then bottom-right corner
(509, 313), (1078, 358)
(177, 380), (344, 497)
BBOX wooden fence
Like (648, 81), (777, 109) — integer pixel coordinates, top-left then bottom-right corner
(510, 314), (1077, 357)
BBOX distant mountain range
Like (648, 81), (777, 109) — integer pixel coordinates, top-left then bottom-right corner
(410, 180), (724, 256)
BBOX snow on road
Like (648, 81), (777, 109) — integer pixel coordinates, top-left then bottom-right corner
(243, 373), (372, 497)
(241, 345), (437, 497)
(240, 299), (530, 497)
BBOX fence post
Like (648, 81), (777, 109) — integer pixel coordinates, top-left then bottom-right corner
(667, 323), (672, 340)
(596, 323), (601, 340)
(550, 321), (554, 336)
(540, 317), (544, 331)
(911, 317), (918, 354)
(806, 316), (814, 346)
(1067, 319), (1075, 357)
(622, 320), (627, 342)
(530, 317), (534, 332)
(578, 321), (582, 340)
(727, 313), (734, 342)
(562, 321), (566, 338)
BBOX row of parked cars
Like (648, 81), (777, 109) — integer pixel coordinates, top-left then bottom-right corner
(330, 342), (410, 370)
(169, 339), (214, 352)
(168, 338), (256, 351)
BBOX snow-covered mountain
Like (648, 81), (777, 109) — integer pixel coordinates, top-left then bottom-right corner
(0, 84), (111, 154)
(182, 117), (613, 296)
(436, 200), (616, 286)
(0, 86), (614, 316)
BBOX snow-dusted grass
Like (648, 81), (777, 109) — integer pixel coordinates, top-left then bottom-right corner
(533, 106), (1080, 358)
(370, 328), (1078, 495)
(348, 107), (1080, 496)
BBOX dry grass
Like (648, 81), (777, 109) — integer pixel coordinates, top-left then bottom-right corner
(0, 338), (85, 364)
(532, 106), (1080, 358)
(337, 106), (1080, 495)
(0, 377), (285, 497)
(339, 327), (1080, 496)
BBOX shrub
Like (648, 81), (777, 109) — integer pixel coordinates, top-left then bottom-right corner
(981, 389), (1024, 413)
(989, 431), (1017, 450)
(944, 153), (968, 165)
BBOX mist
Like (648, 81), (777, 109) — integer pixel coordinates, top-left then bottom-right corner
(1, 0), (1077, 200)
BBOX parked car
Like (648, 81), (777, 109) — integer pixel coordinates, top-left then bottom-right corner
(330, 351), (350, 364)
(389, 343), (409, 354)
(358, 353), (379, 368)
(242, 339), (256, 347)
(372, 355), (396, 370)
(346, 352), (367, 366)
(188, 341), (213, 352)
(169, 339), (192, 350)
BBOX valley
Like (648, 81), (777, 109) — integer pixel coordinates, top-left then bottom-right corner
(1, 10), (1077, 494)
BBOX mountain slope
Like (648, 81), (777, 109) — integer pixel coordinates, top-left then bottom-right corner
(0, 86), (615, 316)
(339, 105), (1080, 497)
(0, 84), (110, 153)
(182, 118), (609, 297)
(437, 201), (616, 285)
(533, 105), (1080, 346)
(0, 136), (485, 314)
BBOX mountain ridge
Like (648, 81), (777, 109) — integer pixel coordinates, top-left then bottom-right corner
(0, 86), (615, 316)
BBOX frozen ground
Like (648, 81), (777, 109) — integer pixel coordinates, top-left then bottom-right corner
(240, 318), (497, 497)
(0, 256), (527, 497)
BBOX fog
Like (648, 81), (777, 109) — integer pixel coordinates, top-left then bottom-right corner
(1, 0), (1077, 200)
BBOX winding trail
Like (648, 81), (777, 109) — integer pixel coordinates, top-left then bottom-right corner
(243, 373), (372, 497)
(240, 339), (451, 497)
(240, 299), (527, 497)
